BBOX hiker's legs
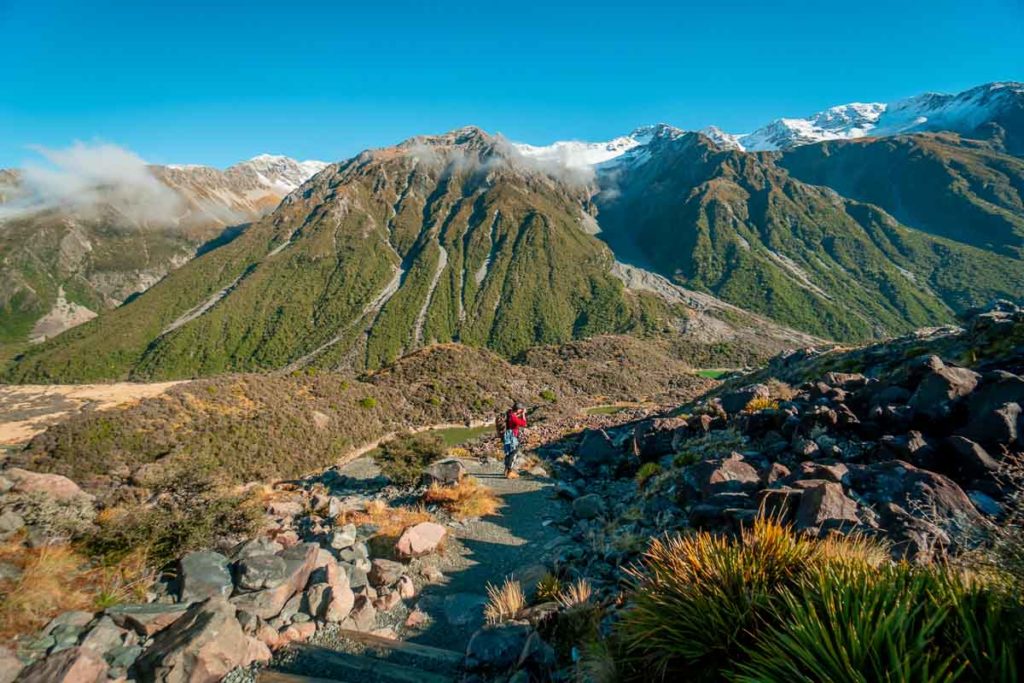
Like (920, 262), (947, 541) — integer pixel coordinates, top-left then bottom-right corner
(503, 434), (519, 473)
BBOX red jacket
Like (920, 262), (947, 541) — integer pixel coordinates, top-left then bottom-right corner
(506, 410), (527, 437)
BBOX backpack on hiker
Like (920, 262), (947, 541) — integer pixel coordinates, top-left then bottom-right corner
(495, 413), (507, 437)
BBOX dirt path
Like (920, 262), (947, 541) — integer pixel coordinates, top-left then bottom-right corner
(336, 447), (569, 652)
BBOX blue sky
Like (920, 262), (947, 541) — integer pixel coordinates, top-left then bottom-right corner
(1, 0), (1021, 168)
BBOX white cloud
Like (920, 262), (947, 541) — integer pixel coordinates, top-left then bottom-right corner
(0, 141), (184, 225)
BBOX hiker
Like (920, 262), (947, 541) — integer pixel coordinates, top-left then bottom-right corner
(498, 401), (527, 478)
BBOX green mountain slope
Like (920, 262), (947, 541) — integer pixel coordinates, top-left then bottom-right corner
(779, 133), (1024, 258)
(594, 132), (1024, 341)
(3, 129), (692, 382)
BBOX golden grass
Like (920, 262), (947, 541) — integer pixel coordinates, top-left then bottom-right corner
(338, 500), (434, 538)
(0, 540), (92, 643)
(0, 536), (157, 644)
(484, 577), (526, 624)
(744, 396), (780, 413)
(557, 578), (593, 608)
(422, 477), (502, 520)
(765, 379), (798, 401)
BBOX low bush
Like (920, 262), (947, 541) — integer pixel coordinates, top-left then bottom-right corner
(635, 462), (662, 488)
(374, 431), (446, 487)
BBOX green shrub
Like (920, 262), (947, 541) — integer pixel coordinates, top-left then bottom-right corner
(539, 389), (557, 403)
(358, 397), (378, 409)
(84, 473), (261, 566)
(373, 431), (446, 487)
(635, 462), (663, 488)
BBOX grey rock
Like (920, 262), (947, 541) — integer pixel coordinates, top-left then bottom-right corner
(229, 537), (283, 561)
(235, 553), (288, 592)
(178, 551), (232, 604)
(329, 524), (358, 550)
(78, 616), (128, 657)
(106, 603), (188, 637)
(719, 384), (770, 415)
(464, 623), (531, 672)
(795, 482), (859, 532)
(425, 458), (467, 486)
(368, 559), (404, 588)
(572, 494), (605, 520)
(444, 593), (488, 629)
(0, 511), (25, 537)
(909, 359), (980, 420)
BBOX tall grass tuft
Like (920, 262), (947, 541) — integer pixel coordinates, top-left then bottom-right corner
(484, 577), (526, 624)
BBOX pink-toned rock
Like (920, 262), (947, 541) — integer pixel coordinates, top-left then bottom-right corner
(396, 575), (416, 599)
(5, 468), (91, 501)
(231, 543), (318, 619)
(256, 623), (282, 650)
(266, 499), (304, 517)
(323, 585), (355, 623)
(274, 530), (300, 548)
(242, 636), (272, 666)
(404, 609), (429, 628)
(373, 591), (402, 612)
(395, 522), (447, 559)
(0, 646), (23, 683)
(279, 621), (316, 644)
(133, 597), (250, 683)
(106, 603), (188, 637)
(18, 646), (107, 683)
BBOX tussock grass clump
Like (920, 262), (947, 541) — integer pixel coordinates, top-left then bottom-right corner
(743, 396), (779, 413)
(485, 577), (525, 624)
(536, 572), (563, 602)
(339, 500), (433, 539)
(557, 578), (593, 609)
(635, 462), (662, 489)
(422, 477), (501, 519)
(374, 431), (446, 487)
(615, 518), (1024, 682)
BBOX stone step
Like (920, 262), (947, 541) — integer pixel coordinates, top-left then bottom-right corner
(265, 642), (459, 683)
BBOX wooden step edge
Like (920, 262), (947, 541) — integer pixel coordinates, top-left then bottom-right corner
(281, 643), (458, 683)
(259, 671), (344, 683)
(334, 628), (465, 665)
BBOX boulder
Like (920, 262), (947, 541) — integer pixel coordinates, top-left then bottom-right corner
(444, 593), (488, 629)
(339, 594), (376, 632)
(571, 494), (605, 520)
(0, 646), (22, 683)
(230, 543), (319, 619)
(719, 384), (770, 415)
(879, 503), (951, 563)
(368, 559), (404, 588)
(234, 553), (288, 592)
(266, 499), (304, 517)
(758, 487), (803, 523)
(959, 402), (1020, 448)
(908, 359), (980, 421)
(132, 597), (256, 683)
(178, 551), (232, 604)
(329, 524), (358, 550)
(4, 468), (91, 501)
(396, 575), (416, 600)
(795, 482), (859, 532)
(631, 417), (688, 461)
(18, 646), (107, 683)
(940, 436), (1000, 482)
(323, 585), (355, 623)
(684, 453), (760, 498)
(425, 458), (467, 486)
(229, 538), (283, 561)
(394, 522), (447, 559)
(78, 616), (130, 657)
(465, 623), (532, 672)
(106, 604), (188, 637)
(796, 462), (849, 484)
(576, 429), (621, 471)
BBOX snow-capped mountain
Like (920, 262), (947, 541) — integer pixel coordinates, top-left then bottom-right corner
(515, 81), (1024, 162)
(232, 154), (329, 194)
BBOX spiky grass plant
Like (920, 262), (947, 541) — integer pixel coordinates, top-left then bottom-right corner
(485, 577), (526, 624)
(615, 517), (1024, 682)
(620, 518), (818, 679)
(558, 578), (593, 609)
(743, 396), (779, 413)
(537, 572), (563, 603)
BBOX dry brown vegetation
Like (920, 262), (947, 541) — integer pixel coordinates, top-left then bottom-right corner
(484, 577), (526, 624)
(422, 477), (502, 519)
(0, 540), (153, 645)
(337, 500), (434, 539)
